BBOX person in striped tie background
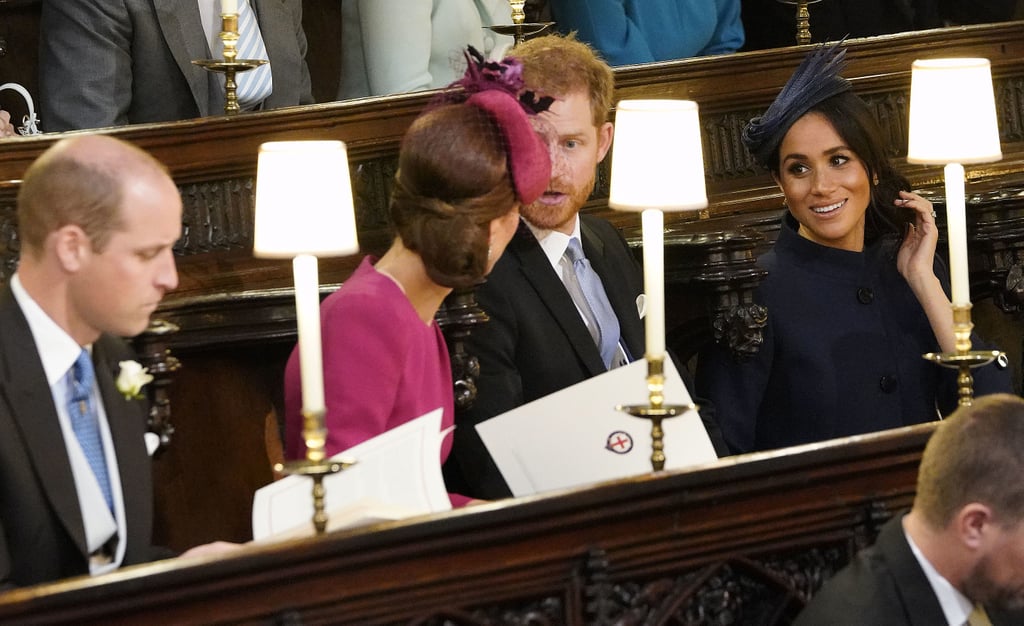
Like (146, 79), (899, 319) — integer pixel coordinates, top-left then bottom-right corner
(39, 0), (314, 131)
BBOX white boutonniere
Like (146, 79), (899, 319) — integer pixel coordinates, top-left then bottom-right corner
(116, 360), (153, 400)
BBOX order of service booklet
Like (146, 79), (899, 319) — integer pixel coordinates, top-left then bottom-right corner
(251, 407), (452, 542)
(476, 358), (719, 497)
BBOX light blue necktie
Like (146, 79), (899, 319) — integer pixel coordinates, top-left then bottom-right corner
(563, 238), (621, 369)
(68, 349), (113, 512)
(234, 0), (273, 110)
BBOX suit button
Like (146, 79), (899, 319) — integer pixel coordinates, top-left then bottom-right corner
(879, 375), (898, 393)
(857, 287), (874, 304)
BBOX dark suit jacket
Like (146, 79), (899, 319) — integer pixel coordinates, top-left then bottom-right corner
(0, 285), (156, 589)
(39, 0), (314, 131)
(795, 514), (1024, 625)
(443, 215), (647, 499)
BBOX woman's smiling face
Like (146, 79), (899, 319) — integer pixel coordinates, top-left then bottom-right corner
(775, 111), (872, 252)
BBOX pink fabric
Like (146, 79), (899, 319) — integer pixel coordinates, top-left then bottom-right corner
(466, 89), (551, 205)
(283, 256), (468, 506)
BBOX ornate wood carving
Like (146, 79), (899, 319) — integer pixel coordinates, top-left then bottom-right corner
(0, 419), (928, 624)
(178, 178), (255, 254)
(661, 230), (771, 361)
(436, 287), (489, 410)
(971, 186), (1024, 313)
(132, 320), (182, 452)
(0, 192), (17, 283)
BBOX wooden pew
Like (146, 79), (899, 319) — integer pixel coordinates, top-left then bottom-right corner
(0, 423), (932, 624)
(0, 21), (1021, 556)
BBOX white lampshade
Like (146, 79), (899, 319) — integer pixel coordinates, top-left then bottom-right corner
(608, 100), (708, 212)
(907, 58), (1002, 165)
(253, 140), (360, 258)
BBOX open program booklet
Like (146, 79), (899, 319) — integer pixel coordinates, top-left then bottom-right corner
(252, 408), (452, 542)
(477, 358), (719, 497)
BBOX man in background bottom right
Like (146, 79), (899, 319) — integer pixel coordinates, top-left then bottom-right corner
(796, 393), (1024, 626)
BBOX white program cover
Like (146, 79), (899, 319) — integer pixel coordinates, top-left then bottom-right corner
(476, 359), (718, 497)
(252, 407), (452, 541)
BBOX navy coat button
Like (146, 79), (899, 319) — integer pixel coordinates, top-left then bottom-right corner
(857, 287), (874, 304)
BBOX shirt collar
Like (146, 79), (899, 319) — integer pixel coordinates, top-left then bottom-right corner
(10, 273), (89, 387)
(526, 214), (582, 272)
(905, 524), (974, 626)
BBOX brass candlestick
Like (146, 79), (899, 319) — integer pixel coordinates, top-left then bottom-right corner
(274, 409), (353, 534)
(778, 0), (822, 45)
(923, 304), (1004, 407)
(192, 10), (267, 115)
(488, 0), (554, 46)
(617, 357), (696, 471)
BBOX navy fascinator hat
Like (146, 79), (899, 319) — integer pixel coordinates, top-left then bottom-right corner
(742, 41), (851, 169)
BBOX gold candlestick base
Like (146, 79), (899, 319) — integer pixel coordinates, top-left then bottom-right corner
(488, 22), (555, 46)
(778, 0), (822, 45)
(923, 303), (1004, 407)
(491, 0), (553, 46)
(192, 59), (268, 115)
(273, 408), (355, 535)
(192, 12), (268, 115)
(274, 458), (353, 535)
(617, 357), (696, 471)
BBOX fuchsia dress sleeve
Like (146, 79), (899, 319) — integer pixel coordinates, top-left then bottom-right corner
(283, 256), (468, 506)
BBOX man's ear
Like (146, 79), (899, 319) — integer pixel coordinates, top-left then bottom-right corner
(955, 503), (994, 550)
(52, 225), (90, 273)
(597, 121), (614, 162)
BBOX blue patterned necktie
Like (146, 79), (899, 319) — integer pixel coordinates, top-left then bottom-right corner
(562, 238), (621, 369)
(234, 0), (273, 110)
(68, 349), (113, 512)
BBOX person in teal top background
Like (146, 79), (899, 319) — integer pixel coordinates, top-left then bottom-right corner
(548, 0), (744, 66)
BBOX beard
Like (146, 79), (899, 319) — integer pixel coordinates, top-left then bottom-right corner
(962, 554), (1024, 613)
(520, 170), (596, 232)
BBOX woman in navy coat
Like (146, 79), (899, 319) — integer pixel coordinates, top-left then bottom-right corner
(696, 44), (1011, 454)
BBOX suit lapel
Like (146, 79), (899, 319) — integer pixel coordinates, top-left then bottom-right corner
(0, 287), (90, 557)
(878, 514), (949, 626)
(155, 0), (214, 115)
(509, 223), (606, 376)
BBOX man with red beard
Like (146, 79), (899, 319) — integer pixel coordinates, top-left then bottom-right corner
(796, 394), (1024, 626)
(443, 35), (647, 500)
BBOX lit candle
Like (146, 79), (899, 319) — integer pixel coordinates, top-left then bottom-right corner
(641, 209), (665, 360)
(944, 163), (971, 306)
(293, 254), (326, 414)
(221, 0), (238, 14)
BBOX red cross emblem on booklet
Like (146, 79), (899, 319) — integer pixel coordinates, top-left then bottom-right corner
(605, 431), (633, 454)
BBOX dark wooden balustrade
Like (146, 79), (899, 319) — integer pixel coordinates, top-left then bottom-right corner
(0, 423), (931, 625)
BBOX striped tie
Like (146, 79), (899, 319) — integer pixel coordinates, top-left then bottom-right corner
(234, 0), (273, 110)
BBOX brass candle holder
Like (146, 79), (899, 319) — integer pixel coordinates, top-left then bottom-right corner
(488, 0), (554, 46)
(923, 304), (1004, 407)
(274, 409), (354, 534)
(192, 10), (267, 115)
(617, 357), (696, 471)
(778, 0), (822, 45)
